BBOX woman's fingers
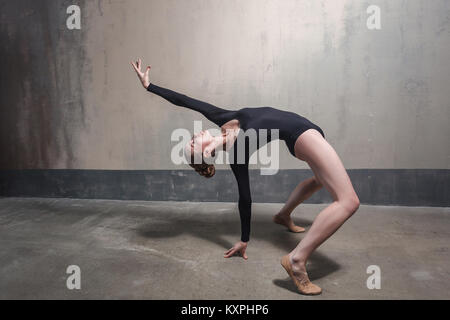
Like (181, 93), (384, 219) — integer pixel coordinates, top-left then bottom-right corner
(241, 248), (248, 260)
(131, 62), (138, 73)
(131, 61), (140, 73)
(131, 60), (146, 81)
(223, 247), (234, 258)
(224, 251), (235, 258)
(224, 247), (236, 258)
(224, 247), (246, 259)
(224, 242), (248, 259)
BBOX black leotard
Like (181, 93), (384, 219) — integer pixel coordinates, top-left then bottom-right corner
(147, 83), (325, 242)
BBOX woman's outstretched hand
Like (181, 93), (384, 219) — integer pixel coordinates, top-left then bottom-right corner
(131, 58), (151, 89)
(224, 241), (248, 260)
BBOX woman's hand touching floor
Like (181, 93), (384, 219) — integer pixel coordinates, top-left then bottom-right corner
(224, 241), (248, 260)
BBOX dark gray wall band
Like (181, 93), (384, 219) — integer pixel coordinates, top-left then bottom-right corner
(0, 169), (448, 207)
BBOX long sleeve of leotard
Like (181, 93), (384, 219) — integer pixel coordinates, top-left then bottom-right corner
(230, 162), (252, 242)
(147, 82), (252, 242)
(147, 83), (232, 127)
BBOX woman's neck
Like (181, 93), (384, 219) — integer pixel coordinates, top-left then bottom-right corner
(212, 127), (240, 152)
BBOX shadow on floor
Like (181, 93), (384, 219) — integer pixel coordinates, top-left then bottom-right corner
(135, 210), (341, 286)
(13, 198), (339, 291)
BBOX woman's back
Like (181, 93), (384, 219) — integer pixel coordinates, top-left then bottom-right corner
(234, 106), (325, 157)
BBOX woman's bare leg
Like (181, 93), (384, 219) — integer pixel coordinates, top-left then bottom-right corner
(281, 129), (360, 295)
(273, 176), (323, 232)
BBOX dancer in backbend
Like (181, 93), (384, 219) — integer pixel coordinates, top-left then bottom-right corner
(131, 59), (360, 295)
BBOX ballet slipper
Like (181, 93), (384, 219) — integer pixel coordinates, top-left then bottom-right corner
(273, 215), (306, 233)
(281, 255), (322, 295)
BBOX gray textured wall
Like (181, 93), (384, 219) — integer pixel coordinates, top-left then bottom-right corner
(0, 0), (449, 205)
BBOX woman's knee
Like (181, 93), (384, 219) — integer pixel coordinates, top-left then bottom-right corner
(340, 194), (360, 215)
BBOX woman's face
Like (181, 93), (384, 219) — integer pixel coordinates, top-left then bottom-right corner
(189, 130), (213, 154)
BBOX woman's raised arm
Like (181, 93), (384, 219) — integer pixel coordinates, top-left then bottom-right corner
(146, 82), (233, 126)
(131, 59), (234, 126)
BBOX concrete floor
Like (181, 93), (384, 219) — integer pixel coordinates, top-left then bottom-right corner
(0, 197), (449, 299)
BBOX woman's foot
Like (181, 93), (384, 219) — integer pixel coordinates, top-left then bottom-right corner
(273, 213), (305, 233)
(280, 255), (322, 295)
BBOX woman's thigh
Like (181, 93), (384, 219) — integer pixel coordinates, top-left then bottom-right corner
(294, 129), (358, 203)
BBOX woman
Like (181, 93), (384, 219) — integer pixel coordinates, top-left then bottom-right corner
(131, 59), (360, 295)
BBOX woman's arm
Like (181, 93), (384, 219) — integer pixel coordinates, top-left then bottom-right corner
(131, 59), (232, 126)
(230, 162), (252, 243)
(146, 82), (231, 126)
(224, 162), (251, 260)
